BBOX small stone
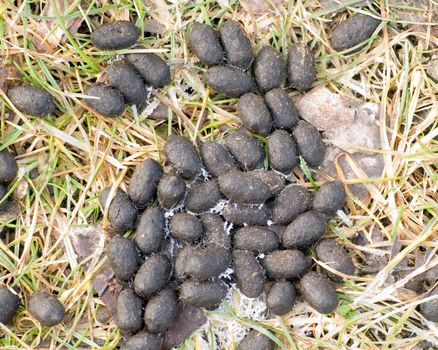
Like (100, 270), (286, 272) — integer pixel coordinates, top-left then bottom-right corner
(218, 171), (271, 204)
(224, 130), (265, 171)
(116, 289), (143, 335)
(283, 211), (326, 248)
(122, 332), (162, 350)
(107, 62), (148, 106)
(233, 250), (265, 298)
(266, 281), (296, 316)
(144, 288), (178, 334)
(268, 130), (298, 174)
(164, 135), (202, 179)
(170, 212), (203, 243)
(300, 271), (339, 314)
(331, 14), (380, 52)
(126, 52), (171, 88)
(313, 180), (346, 217)
(254, 45), (285, 92)
(234, 226), (279, 253)
(287, 44), (316, 91)
(188, 22), (224, 66)
(0, 286), (19, 324)
(186, 180), (222, 214)
(272, 185), (312, 225)
(135, 207), (165, 255)
(91, 21), (140, 50)
(28, 291), (65, 327)
(128, 159), (163, 209)
(292, 120), (326, 167)
(237, 92), (272, 136)
(237, 330), (274, 350)
(100, 187), (137, 232)
(8, 84), (55, 117)
(180, 281), (228, 309)
(315, 239), (355, 282)
(134, 254), (172, 297)
(219, 20), (253, 70)
(426, 59), (438, 82)
(204, 66), (252, 97)
(222, 203), (270, 226)
(84, 84), (125, 117)
(0, 149), (18, 183)
(200, 140), (239, 178)
(262, 250), (309, 279)
(157, 174), (186, 209)
(264, 88), (298, 130)
(107, 235), (140, 281)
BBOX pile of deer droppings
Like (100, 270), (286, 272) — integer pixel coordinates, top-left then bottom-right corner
(1, 9), (437, 350)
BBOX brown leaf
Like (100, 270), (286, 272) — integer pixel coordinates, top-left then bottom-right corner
(33, 1), (85, 52)
(70, 225), (105, 261)
(163, 303), (207, 350)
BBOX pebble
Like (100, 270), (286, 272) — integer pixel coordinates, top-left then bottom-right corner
(8, 84), (55, 117)
(262, 249), (309, 279)
(188, 22), (224, 66)
(28, 291), (65, 327)
(170, 212), (203, 242)
(126, 52), (171, 88)
(233, 250), (265, 298)
(237, 92), (272, 136)
(267, 130), (298, 174)
(292, 120), (326, 167)
(107, 235), (140, 281)
(200, 140), (239, 178)
(219, 20), (253, 69)
(266, 281), (296, 316)
(254, 45), (285, 92)
(116, 289), (143, 334)
(91, 21), (140, 50)
(100, 187), (137, 232)
(204, 66), (252, 97)
(107, 62), (148, 106)
(331, 14), (380, 52)
(233, 226), (279, 253)
(283, 211), (326, 248)
(164, 135), (202, 179)
(287, 44), (316, 91)
(134, 254), (172, 297)
(300, 271), (339, 314)
(272, 185), (312, 225)
(135, 207), (165, 255)
(128, 159), (163, 209)
(157, 174), (186, 209)
(84, 84), (125, 117)
(264, 88), (299, 130)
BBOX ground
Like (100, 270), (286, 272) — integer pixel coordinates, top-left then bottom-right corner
(0, 0), (437, 349)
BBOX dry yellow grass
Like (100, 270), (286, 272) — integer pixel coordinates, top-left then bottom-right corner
(0, 0), (437, 349)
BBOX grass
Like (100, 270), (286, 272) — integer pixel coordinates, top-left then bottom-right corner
(0, 0), (437, 349)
